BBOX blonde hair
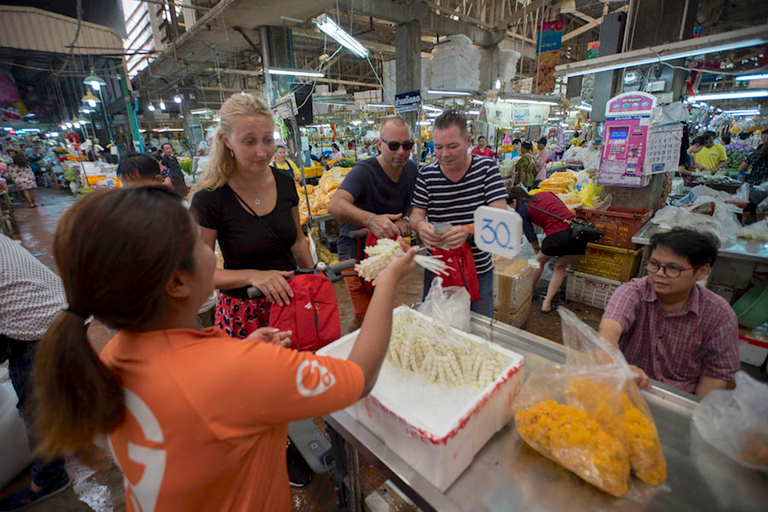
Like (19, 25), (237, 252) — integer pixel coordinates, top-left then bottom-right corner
(189, 93), (273, 199)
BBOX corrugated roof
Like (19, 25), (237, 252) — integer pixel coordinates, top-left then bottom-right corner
(0, 6), (123, 55)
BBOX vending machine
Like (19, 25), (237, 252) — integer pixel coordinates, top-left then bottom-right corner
(598, 92), (657, 187)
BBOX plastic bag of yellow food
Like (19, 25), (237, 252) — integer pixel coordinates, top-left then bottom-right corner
(513, 308), (667, 497)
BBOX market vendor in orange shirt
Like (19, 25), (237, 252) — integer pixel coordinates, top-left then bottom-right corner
(31, 186), (416, 512)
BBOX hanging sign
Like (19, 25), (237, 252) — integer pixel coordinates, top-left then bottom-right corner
(273, 93), (298, 120)
(395, 90), (421, 113)
(534, 19), (564, 94)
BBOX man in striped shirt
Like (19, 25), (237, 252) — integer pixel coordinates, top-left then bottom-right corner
(410, 111), (508, 317)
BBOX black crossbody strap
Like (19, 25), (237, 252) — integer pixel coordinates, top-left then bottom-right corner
(526, 203), (573, 226)
(229, 187), (296, 267)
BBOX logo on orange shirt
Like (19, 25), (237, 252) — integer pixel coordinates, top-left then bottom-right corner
(296, 360), (337, 397)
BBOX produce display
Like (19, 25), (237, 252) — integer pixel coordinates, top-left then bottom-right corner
(387, 308), (512, 388)
(355, 239), (450, 286)
(297, 166), (352, 223)
(309, 226), (338, 265)
(537, 171), (578, 195)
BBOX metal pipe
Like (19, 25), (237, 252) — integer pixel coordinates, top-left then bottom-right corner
(679, 0), (691, 41)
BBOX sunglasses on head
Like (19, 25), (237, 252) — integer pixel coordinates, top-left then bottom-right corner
(381, 139), (415, 151)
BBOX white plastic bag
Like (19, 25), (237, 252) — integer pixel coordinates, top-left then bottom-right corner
(736, 220), (768, 240)
(0, 363), (32, 489)
(418, 276), (471, 332)
(692, 371), (768, 471)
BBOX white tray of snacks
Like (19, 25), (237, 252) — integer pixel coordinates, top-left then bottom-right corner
(317, 306), (525, 491)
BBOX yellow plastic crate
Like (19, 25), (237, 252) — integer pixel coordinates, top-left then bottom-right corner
(570, 243), (642, 282)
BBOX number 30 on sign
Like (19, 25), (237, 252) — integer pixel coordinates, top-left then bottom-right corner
(473, 206), (523, 259)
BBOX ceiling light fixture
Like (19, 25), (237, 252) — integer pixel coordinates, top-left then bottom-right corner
(83, 71), (107, 91)
(267, 68), (326, 78)
(557, 24), (768, 78)
(81, 91), (100, 107)
(688, 90), (768, 101)
(368, 103), (394, 108)
(500, 98), (559, 106)
(315, 14), (369, 59)
(734, 73), (768, 81)
(173, 94), (183, 103)
(421, 105), (443, 112)
(159, 100), (166, 110)
(427, 89), (472, 96)
(148, 103), (156, 112)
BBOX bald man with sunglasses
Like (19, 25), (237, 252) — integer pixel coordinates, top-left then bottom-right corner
(329, 116), (418, 331)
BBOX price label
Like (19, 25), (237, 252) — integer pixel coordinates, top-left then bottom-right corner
(473, 206), (523, 258)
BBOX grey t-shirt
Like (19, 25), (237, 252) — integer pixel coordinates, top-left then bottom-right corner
(336, 156), (417, 260)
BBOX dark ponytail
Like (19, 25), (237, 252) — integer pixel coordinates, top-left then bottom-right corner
(34, 186), (196, 456)
(507, 185), (537, 211)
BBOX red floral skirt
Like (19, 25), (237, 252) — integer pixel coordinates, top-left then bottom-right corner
(215, 292), (271, 339)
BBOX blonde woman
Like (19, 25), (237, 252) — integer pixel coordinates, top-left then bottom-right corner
(190, 93), (313, 340)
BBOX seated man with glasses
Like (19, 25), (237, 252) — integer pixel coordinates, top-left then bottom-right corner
(328, 116), (417, 332)
(599, 228), (739, 398)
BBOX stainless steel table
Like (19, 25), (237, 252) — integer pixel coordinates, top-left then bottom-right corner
(632, 221), (768, 263)
(326, 315), (767, 512)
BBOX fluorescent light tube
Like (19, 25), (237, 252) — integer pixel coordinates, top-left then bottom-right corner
(422, 105), (443, 112)
(416, 121), (432, 126)
(470, 99), (484, 105)
(267, 68), (325, 78)
(467, 110), (480, 115)
(689, 90), (768, 101)
(368, 103), (394, 108)
(190, 108), (211, 115)
(500, 98), (558, 106)
(315, 14), (369, 59)
(428, 89), (472, 96)
(735, 73), (768, 81)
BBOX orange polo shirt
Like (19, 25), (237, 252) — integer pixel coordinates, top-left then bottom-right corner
(100, 327), (364, 512)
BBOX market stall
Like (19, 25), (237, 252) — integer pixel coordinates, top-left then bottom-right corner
(326, 314), (766, 512)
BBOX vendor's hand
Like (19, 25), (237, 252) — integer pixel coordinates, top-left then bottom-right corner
(630, 365), (651, 389)
(376, 238), (417, 286)
(247, 327), (292, 348)
(441, 225), (470, 249)
(415, 222), (442, 247)
(250, 270), (294, 306)
(368, 213), (402, 239)
(394, 218), (411, 237)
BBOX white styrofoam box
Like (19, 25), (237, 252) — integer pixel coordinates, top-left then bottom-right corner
(317, 306), (525, 491)
(739, 338), (768, 366)
(0, 363), (33, 488)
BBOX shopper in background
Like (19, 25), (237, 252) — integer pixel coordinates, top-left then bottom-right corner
(329, 143), (344, 161)
(190, 93), (313, 338)
(738, 130), (768, 186)
(569, 131), (583, 148)
(514, 141), (537, 188)
(507, 186), (588, 314)
(328, 116), (418, 332)
(677, 132), (700, 177)
(30, 186), (416, 512)
(271, 144), (300, 181)
(411, 110), (507, 317)
(117, 153), (165, 187)
(509, 138), (522, 158)
(599, 228), (739, 397)
(160, 142), (189, 196)
(534, 138), (549, 187)
(7, 149), (37, 208)
(471, 135), (496, 158)
(691, 131), (727, 173)
(0, 235), (70, 510)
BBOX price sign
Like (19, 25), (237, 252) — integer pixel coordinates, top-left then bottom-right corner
(473, 206), (523, 258)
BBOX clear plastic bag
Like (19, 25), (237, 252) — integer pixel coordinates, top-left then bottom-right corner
(513, 308), (667, 497)
(692, 371), (768, 471)
(417, 276), (472, 332)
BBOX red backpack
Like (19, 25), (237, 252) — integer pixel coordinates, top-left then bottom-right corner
(431, 243), (480, 302)
(268, 273), (341, 352)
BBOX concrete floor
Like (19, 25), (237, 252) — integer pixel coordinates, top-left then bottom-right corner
(1, 187), (603, 511)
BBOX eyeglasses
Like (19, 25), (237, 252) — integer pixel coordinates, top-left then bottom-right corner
(381, 139), (415, 151)
(645, 260), (699, 278)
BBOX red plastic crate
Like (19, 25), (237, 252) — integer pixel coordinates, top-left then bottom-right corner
(575, 206), (652, 249)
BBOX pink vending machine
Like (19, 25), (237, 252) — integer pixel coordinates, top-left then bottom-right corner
(598, 92), (657, 187)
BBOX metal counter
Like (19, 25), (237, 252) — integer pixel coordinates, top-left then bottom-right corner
(326, 315), (767, 512)
(632, 221), (768, 263)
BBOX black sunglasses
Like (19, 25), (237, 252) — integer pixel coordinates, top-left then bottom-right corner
(381, 139), (415, 151)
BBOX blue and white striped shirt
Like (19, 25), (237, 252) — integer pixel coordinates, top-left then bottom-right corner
(411, 155), (507, 273)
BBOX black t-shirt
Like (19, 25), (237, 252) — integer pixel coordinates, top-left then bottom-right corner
(191, 169), (299, 295)
(336, 156), (417, 260)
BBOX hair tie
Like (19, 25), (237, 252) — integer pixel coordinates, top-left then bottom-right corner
(65, 306), (89, 320)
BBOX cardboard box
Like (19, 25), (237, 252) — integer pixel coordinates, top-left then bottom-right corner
(493, 257), (534, 324)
